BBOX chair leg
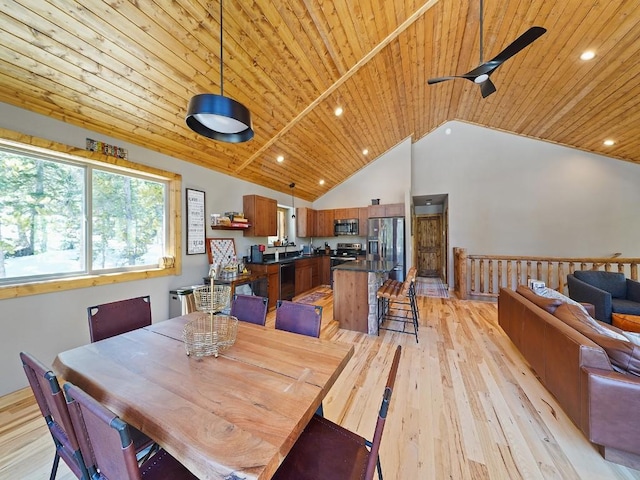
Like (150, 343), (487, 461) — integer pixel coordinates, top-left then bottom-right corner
(49, 452), (60, 480)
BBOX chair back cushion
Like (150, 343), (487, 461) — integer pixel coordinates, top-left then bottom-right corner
(87, 295), (152, 342)
(275, 301), (322, 338)
(230, 294), (268, 326)
(64, 383), (141, 479)
(19, 352), (87, 478)
(574, 271), (627, 298)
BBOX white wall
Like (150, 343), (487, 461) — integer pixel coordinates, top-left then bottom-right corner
(412, 121), (640, 282)
(313, 137), (413, 262)
(0, 102), (309, 395)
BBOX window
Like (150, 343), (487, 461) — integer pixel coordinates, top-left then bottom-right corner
(0, 141), (174, 288)
(268, 207), (292, 245)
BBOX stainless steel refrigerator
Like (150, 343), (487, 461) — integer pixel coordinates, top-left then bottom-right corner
(367, 217), (405, 281)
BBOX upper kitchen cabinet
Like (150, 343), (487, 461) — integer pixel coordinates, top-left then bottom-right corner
(243, 195), (277, 236)
(368, 203), (405, 218)
(333, 208), (359, 220)
(316, 209), (335, 237)
(296, 207), (317, 237)
(358, 207), (368, 236)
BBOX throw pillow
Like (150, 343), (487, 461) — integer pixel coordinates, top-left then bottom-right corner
(612, 313), (640, 334)
(515, 285), (563, 314)
(538, 287), (590, 315)
(554, 303), (640, 377)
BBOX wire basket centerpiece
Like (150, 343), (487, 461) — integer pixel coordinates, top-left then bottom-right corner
(183, 313), (238, 358)
(193, 284), (231, 313)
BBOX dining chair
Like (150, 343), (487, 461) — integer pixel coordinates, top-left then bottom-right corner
(87, 295), (152, 342)
(275, 300), (322, 338)
(86, 295), (157, 458)
(230, 293), (268, 326)
(272, 345), (402, 480)
(63, 382), (198, 480)
(19, 352), (89, 480)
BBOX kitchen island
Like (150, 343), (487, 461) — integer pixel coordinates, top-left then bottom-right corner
(332, 259), (396, 334)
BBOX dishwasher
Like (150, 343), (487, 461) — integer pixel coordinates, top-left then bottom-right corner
(279, 261), (295, 301)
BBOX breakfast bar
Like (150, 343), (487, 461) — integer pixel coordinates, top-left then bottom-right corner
(332, 260), (396, 334)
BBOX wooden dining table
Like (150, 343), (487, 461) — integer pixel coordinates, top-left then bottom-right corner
(53, 312), (354, 479)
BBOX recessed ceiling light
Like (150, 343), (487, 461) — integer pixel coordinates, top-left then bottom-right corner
(276, 155), (284, 163)
(603, 139), (615, 146)
(334, 106), (343, 116)
(580, 51), (595, 61)
(445, 128), (452, 135)
(319, 179), (325, 185)
(362, 148), (369, 155)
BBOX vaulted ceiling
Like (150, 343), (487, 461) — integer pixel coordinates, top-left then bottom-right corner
(1, 1), (639, 201)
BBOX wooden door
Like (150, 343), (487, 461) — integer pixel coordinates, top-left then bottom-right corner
(416, 215), (443, 277)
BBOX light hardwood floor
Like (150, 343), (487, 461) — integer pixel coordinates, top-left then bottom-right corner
(1, 288), (639, 479)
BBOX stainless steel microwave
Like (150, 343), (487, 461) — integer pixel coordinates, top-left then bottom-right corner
(334, 218), (359, 236)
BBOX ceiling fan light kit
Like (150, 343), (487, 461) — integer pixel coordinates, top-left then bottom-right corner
(186, 0), (254, 143)
(427, 0), (546, 98)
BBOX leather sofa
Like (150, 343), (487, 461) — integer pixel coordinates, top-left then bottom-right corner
(567, 270), (640, 323)
(498, 286), (640, 470)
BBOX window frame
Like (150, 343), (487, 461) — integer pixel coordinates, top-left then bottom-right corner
(0, 130), (182, 300)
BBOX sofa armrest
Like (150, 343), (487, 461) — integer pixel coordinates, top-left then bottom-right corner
(582, 367), (640, 455)
(580, 303), (596, 317)
(626, 278), (640, 303)
(567, 274), (612, 323)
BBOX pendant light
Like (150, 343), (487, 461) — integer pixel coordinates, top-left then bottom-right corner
(185, 0), (254, 143)
(290, 183), (296, 218)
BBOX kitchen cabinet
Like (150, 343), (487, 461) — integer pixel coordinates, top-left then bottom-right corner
(333, 207), (359, 220)
(315, 209), (335, 237)
(368, 203), (405, 218)
(295, 258), (313, 295)
(385, 203), (405, 217)
(320, 255), (331, 285)
(296, 207), (317, 237)
(250, 263), (280, 310)
(243, 195), (277, 237)
(311, 257), (321, 288)
(358, 207), (368, 236)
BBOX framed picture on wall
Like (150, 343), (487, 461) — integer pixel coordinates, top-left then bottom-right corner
(186, 188), (206, 255)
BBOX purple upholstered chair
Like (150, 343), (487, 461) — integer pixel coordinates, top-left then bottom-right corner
(87, 295), (152, 342)
(64, 383), (197, 480)
(20, 352), (89, 480)
(230, 294), (268, 326)
(275, 300), (322, 338)
(272, 345), (402, 480)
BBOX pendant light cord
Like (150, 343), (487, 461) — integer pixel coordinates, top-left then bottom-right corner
(220, 0), (224, 97)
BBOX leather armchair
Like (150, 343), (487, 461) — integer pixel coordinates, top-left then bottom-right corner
(567, 270), (640, 323)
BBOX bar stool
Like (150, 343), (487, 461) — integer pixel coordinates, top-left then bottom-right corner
(377, 267), (419, 342)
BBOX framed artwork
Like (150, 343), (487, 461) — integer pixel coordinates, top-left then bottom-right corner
(206, 238), (236, 265)
(186, 188), (206, 255)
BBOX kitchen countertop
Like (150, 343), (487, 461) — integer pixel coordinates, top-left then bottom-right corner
(248, 253), (328, 265)
(332, 259), (395, 273)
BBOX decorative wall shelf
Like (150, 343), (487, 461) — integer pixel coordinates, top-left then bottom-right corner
(211, 223), (251, 230)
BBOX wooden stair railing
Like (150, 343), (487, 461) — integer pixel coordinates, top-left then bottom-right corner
(453, 248), (640, 299)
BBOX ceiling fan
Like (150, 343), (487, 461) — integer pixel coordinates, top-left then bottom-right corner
(427, 0), (546, 98)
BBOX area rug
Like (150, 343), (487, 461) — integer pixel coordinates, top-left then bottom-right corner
(415, 277), (449, 298)
(294, 287), (332, 304)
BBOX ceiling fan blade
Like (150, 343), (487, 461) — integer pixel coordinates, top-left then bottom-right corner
(427, 74), (478, 85)
(427, 76), (457, 85)
(490, 26), (546, 64)
(479, 79), (497, 98)
(465, 26), (547, 77)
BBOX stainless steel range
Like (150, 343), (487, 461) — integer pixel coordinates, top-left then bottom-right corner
(330, 243), (364, 286)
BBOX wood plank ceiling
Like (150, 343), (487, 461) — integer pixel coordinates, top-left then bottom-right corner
(1, 0), (639, 201)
